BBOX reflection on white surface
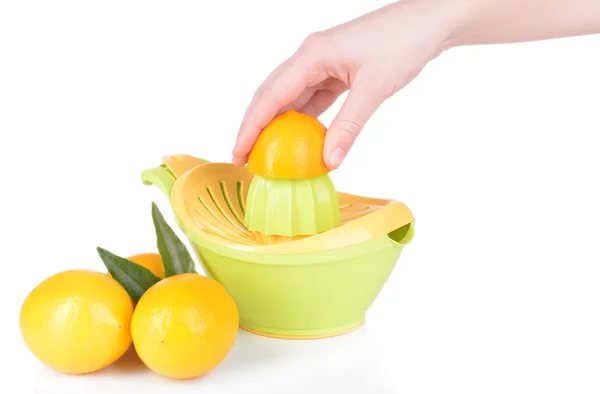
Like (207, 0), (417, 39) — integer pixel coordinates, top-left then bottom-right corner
(35, 326), (397, 394)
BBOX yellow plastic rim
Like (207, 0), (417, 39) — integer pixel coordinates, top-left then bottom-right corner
(161, 155), (415, 255)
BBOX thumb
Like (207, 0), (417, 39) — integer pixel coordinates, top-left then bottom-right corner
(323, 77), (385, 169)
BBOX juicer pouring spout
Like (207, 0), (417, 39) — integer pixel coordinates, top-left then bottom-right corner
(141, 154), (209, 199)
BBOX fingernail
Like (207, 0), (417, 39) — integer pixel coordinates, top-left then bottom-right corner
(328, 147), (346, 168)
(232, 155), (248, 167)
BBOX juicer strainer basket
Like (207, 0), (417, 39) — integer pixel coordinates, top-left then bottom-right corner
(152, 155), (414, 254)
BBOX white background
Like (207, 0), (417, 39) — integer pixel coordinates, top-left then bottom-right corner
(2, 1), (599, 393)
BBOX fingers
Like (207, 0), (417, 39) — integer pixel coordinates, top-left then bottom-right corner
(323, 75), (386, 169)
(299, 78), (347, 117)
(233, 57), (328, 166)
(277, 87), (317, 115)
(300, 89), (342, 118)
(233, 64), (307, 163)
(240, 57), (293, 124)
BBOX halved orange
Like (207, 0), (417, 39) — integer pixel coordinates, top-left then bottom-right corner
(247, 110), (331, 179)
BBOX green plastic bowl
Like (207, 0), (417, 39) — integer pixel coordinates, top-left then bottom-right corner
(142, 157), (414, 339)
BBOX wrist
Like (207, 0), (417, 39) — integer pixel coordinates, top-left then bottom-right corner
(422, 0), (479, 52)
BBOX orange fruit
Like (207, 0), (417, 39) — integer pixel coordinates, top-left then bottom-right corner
(19, 270), (133, 374)
(107, 253), (165, 279)
(131, 273), (239, 379)
(127, 253), (165, 279)
(247, 110), (330, 179)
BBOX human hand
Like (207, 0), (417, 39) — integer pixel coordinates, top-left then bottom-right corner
(232, 0), (600, 169)
(232, 0), (459, 169)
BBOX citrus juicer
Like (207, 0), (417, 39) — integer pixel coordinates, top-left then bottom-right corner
(141, 154), (415, 339)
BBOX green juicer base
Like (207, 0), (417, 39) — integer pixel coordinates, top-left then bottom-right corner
(186, 227), (411, 340)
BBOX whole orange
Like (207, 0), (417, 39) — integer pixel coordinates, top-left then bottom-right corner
(106, 253), (164, 279)
(131, 273), (239, 379)
(247, 110), (330, 179)
(127, 253), (165, 279)
(19, 270), (133, 374)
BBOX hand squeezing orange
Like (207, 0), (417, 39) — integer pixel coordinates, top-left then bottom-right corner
(245, 110), (341, 238)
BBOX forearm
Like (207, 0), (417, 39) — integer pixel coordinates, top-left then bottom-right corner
(448, 0), (600, 47)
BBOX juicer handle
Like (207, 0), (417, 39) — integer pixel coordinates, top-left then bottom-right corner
(141, 165), (177, 198)
(388, 221), (415, 245)
(141, 154), (210, 198)
(161, 154), (209, 178)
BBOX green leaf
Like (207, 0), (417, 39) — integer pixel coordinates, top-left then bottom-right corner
(97, 247), (161, 303)
(151, 202), (196, 277)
